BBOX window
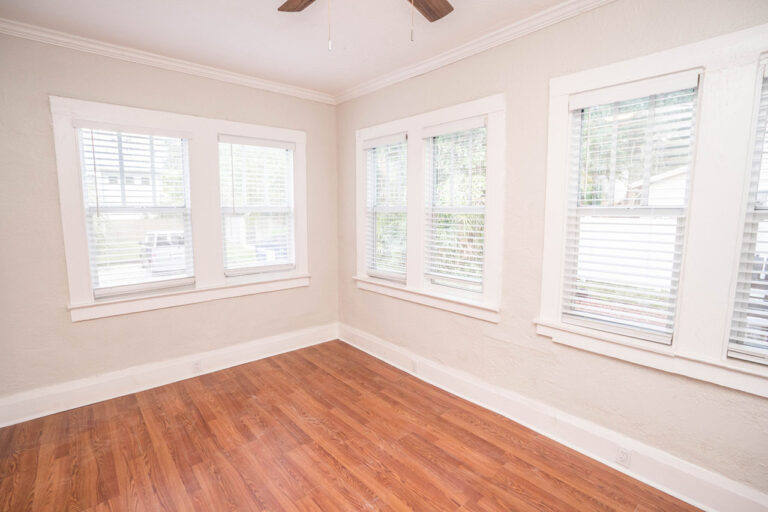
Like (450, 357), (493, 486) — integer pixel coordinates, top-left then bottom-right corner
(364, 134), (408, 280)
(425, 124), (487, 294)
(51, 97), (308, 321)
(537, 26), (768, 397)
(355, 96), (505, 322)
(219, 137), (295, 276)
(730, 61), (768, 364)
(78, 128), (194, 297)
(562, 83), (698, 343)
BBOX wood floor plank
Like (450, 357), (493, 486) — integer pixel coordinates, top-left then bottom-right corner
(0, 340), (700, 511)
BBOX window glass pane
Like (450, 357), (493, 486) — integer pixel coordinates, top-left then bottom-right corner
(366, 141), (407, 278)
(78, 128), (193, 293)
(577, 89), (696, 208)
(563, 85), (698, 342)
(566, 215), (682, 335)
(428, 127), (487, 208)
(219, 142), (295, 273)
(425, 126), (487, 293)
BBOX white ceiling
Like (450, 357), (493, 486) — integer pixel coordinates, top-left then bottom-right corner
(0, 0), (571, 96)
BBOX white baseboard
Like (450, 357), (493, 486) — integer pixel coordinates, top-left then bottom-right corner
(0, 323), (339, 428)
(338, 323), (768, 512)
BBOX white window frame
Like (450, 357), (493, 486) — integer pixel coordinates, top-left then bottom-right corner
(79, 128), (196, 298)
(51, 97), (308, 321)
(727, 57), (768, 365)
(537, 24), (768, 397)
(354, 95), (506, 322)
(218, 135), (298, 277)
(560, 70), (700, 345)
(363, 131), (409, 282)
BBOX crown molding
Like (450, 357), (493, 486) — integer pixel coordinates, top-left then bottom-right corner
(333, 0), (617, 103)
(0, 0), (614, 106)
(0, 18), (337, 105)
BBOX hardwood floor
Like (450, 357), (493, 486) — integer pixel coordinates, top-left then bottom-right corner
(0, 340), (699, 511)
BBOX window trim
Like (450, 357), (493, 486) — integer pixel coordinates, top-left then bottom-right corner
(536, 24), (768, 397)
(50, 96), (308, 321)
(354, 95), (506, 322)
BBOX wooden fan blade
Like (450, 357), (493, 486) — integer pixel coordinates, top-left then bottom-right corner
(409, 0), (454, 22)
(278, 0), (316, 12)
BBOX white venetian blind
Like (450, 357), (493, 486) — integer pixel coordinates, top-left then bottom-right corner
(365, 135), (408, 280)
(729, 64), (768, 364)
(219, 137), (295, 276)
(78, 128), (194, 297)
(562, 82), (698, 342)
(424, 124), (487, 294)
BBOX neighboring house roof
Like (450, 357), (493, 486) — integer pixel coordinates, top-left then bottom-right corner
(627, 166), (687, 190)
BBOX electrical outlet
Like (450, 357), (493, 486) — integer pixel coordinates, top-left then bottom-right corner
(615, 447), (632, 468)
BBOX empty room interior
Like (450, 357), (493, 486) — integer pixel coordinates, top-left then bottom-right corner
(2, 0), (768, 510)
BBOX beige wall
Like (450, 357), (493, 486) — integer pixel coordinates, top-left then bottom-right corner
(0, 34), (338, 394)
(337, 0), (768, 492)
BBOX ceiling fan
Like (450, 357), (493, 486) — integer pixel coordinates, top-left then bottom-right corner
(277, 0), (454, 22)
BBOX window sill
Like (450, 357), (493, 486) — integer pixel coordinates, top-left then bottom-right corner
(69, 273), (310, 321)
(535, 317), (768, 398)
(354, 276), (500, 323)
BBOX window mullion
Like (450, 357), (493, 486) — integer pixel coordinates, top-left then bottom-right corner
(406, 126), (425, 289)
(189, 131), (224, 289)
(675, 64), (757, 361)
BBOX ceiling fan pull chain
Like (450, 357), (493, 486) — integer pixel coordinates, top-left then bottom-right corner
(410, 0), (415, 41)
(327, 0), (332, 51)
